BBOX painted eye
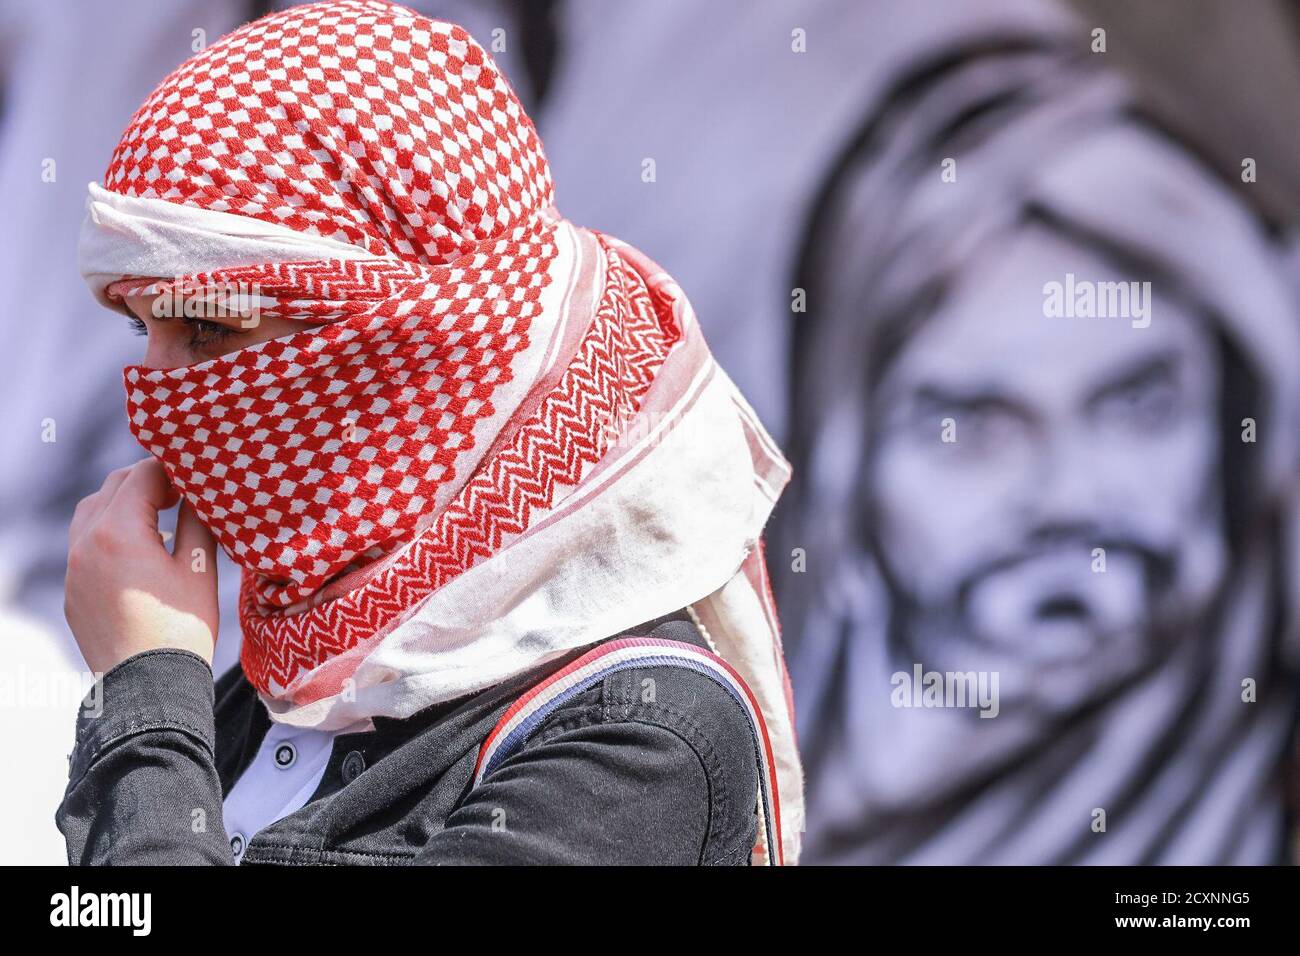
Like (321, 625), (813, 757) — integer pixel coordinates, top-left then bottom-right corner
(959, 406), (1025, 449)
(1094, 377), (1179, 432)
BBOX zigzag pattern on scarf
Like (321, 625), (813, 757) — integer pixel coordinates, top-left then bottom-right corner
(240, 238), (679, 695)
(106, 235), (553, 324)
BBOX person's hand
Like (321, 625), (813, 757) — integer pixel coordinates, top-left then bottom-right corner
(65, 458), (219, 673)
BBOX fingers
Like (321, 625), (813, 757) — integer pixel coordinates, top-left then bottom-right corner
(70, 458), (180, 553)
(173, 498), (217, 571)
(68, 462), (138, 547)
(100, 464), (135, 501)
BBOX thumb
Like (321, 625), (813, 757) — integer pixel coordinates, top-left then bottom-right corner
(118, 458), (181, 530)
(173, 499), (218, 573)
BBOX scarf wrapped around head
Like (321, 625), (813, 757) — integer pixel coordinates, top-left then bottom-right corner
(78, 0), (802, 862)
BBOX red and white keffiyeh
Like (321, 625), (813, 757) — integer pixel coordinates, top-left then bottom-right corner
(79, 0), (801, 861)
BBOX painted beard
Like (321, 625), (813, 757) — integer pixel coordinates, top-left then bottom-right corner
(877, 524), (1228, 717)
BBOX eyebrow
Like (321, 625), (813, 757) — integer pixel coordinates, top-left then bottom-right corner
(1085, 353), (1180, 405)
(909, 384), (1029, 415)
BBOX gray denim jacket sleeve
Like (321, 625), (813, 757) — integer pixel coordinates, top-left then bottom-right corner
(58, 649), (234, 865)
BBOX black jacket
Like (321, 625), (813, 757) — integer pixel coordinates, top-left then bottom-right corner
(57, 615), (761, 865)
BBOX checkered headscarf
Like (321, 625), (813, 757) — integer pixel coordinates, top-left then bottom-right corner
(91, 1), (577, 671)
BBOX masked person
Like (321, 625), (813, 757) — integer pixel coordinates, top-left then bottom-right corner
(58, 0), (801, 866)
(779, 37), (1300, 863)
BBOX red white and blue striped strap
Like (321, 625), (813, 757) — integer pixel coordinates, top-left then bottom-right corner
(473, 637), (783, 865)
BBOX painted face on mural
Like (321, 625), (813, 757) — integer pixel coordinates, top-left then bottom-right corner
(866, 226), (1227, 676)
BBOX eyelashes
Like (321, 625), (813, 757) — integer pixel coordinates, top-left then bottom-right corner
(184, 317), (237, 350)
(125, 315), (238, 351)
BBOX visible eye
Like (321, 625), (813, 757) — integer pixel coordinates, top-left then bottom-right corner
(127, 316), (148, 336)
(180, 317), (237, 351)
